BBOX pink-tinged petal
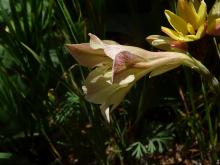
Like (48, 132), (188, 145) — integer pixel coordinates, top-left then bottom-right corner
(104, 43), (179, 62)
(66, 43), (112, 68)
(113, 50), (209, 84)
(103, 44), (155, 60)
(112, 50), (188, 84)
(113, 51), (143, 74)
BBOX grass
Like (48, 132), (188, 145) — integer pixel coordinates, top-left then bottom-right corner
(0, 0), (220, 164)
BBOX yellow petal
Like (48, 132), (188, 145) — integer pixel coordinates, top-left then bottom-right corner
(193, 0), (201, 11)
(164, 10), (188, 34)
(195, 24), (205, 39)
(161, 26), (183, 41)
(207, 0), (220, 36)
(207, 18), (220, 36)
(196, 0), (207, 28)
(187, 23), (195, 35)
(177, 0), (198, 29)
(208, 0), (220, 22)
(162, 26), (199, 42)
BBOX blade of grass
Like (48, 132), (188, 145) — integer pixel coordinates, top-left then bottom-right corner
(21, 42), (43, 64)
(56, 0), (79, 43)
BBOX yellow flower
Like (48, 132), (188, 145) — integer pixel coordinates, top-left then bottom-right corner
(162, 0), (207, 42)
(67, 34), (210, 122)
(207, 0), (220, 36)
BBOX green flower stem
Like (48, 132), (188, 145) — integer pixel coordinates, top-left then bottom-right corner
(213, 37), (220, 60)
(191, 57), (220, 95)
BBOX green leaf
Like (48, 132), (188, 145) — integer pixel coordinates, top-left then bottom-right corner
(0, 152), (12, 159)
(21, 42), (43, 64)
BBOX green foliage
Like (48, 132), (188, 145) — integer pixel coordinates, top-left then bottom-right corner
(127, 123), (174, 160)
(55, 92), (80, 124)
(146, 124), (174, 154)
(0, 0), (220, 164)
(0, 152), (12, 159)
(127, 142), (147, 160)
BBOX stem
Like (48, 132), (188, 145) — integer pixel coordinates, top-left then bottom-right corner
(184, 69), (196, 113)
(192, 57), (220, 95)
(213, 37), (220, 60)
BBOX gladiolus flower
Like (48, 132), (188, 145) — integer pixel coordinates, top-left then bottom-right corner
(67, 34), (210, 122)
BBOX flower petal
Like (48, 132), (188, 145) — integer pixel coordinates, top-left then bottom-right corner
(113, 51), (143, 74)
(112, 51), (145, 83)
(89, 33), (119, 49)
(208, 0), (220, 22)
(161, 26), (184, 41)
(149, 64), (180, 78)
(162, 26), (200, 42)
(207, 18), (220, 36)
(89, 33), (105, 49)
(195, 24), (205, 39)
(164, 10), (188, 35)
(146, 35), (188, 51)
(66, 43), (112, 68)
(187, 23), (195, 35)
(84, 66), (134, 121)
(146, 35), (174, 50)
(207, 0), (220, 35)
(103, 44), (156, 61)
(177, 0), (198, 29)
(197, 0), (207, 27)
